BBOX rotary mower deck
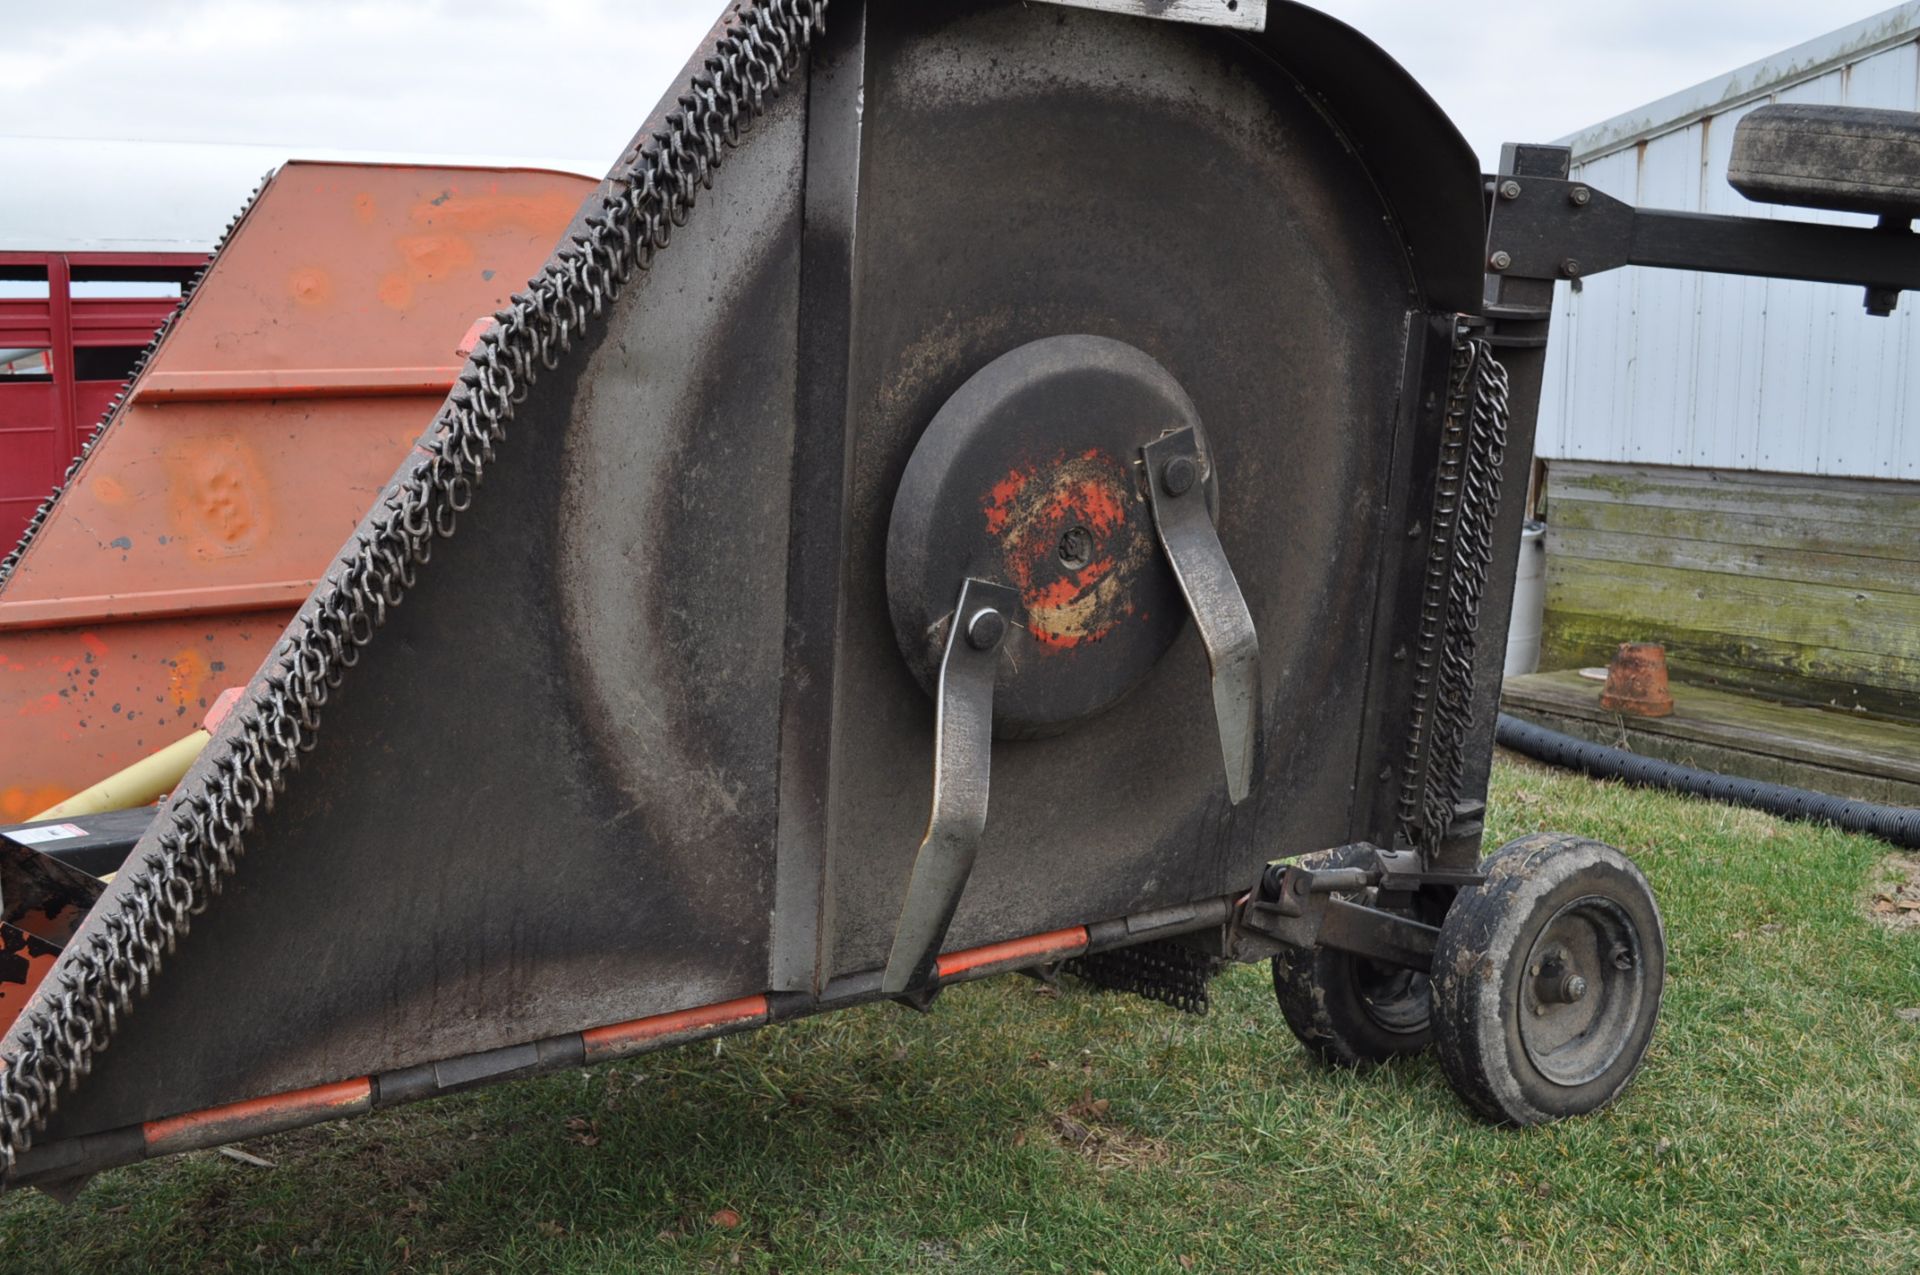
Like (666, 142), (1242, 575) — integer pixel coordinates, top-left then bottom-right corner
(5, 0), (1919, 1201)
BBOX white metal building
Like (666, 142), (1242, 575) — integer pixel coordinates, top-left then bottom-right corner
(1537, 2), (1920, 480)
(1525, 5), (1920, 721)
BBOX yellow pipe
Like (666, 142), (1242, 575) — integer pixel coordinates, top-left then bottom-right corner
(30, 730), (211, 822)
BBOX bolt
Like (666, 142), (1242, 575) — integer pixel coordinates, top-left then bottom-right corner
(1058, 525), (1093, 569)
(1562, 258), (1583, 279)
(1570, 185), (1592, 207)
(1564, 974), (1589, 1002)
(1489, 251), (1513, 272)
(1499, 180), (1523, 201)
(1162, 455), (1198, 497)
(965, 607), (1006, 651)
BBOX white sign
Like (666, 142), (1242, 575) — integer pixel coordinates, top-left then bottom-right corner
(4, 823), (88, 846)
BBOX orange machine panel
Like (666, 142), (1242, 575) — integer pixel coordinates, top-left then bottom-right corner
(0, 162), (594, 816)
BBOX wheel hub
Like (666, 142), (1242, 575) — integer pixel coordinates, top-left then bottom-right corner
(885, 334), (1217, 736)
(1518, 895), (1649, 1087)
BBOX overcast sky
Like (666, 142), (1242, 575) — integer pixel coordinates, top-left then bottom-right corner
(1, 0), (1898, 172)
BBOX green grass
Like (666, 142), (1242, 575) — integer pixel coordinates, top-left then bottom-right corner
(3, 758), (1917, 1273)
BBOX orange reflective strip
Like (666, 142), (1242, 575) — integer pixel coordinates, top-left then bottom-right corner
(143, 1078), (372, 1155)
(581, 995), (770, 1062)
(936, 927), (1089, 979)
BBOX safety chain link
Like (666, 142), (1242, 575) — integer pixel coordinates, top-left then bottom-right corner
(0, 0), (828, 1180)
(0, 174), (274, 595)
(1396, 330), (1510, 849)
(1068, 939), (1224, 1016)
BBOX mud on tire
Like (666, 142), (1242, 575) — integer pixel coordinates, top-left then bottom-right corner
(1271, 845), (1434, 1067)
(1431, 833), (1665, 1125)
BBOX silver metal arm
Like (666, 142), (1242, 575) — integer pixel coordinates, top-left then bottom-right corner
(883, 578), (1022, 994)
(1141, 427), (1260, 804)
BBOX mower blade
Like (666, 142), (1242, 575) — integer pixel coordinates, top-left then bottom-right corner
(1141, 427), (1260, 803)
(883, 578), (1021, 994)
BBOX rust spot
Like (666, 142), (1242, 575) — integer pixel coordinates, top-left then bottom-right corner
(376, 272), (414, 311)
(378, 232), (479, 311)
(0, 787), (68, 822)
(408, 190), (583, 237)
(164, 436), (270, 556)
(166, 647), (211, 711)
(984, 450), (1152, 651)
(287, 267), (332, 306)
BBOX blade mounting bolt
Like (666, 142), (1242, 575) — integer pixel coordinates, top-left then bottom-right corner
(1570, 185), (1592, 206)
(966, 607), (1007, 651)
(1499, 180), (1522, 200)
(1489, 251), (1513, 272)
(1162, 456), (1198, 496)
(1058, 525), (1093, 569)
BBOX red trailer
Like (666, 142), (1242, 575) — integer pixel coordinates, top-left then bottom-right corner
(0, 253), (205, 546)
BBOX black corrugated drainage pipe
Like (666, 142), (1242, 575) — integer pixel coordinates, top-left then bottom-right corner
(1495, 713), (1920, 850)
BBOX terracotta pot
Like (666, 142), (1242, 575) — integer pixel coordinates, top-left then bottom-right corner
(1600, 643), (1676, 718)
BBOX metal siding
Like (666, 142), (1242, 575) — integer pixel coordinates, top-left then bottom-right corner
(1557, 149), (1640, 464)
(1542, 27), (1920, 478)
(1633, 125), (1704, 467)
(1840, 45), (1919, 477)
(1694, 101), (1773, 469)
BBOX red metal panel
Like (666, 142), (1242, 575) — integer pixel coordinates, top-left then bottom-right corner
(0, 382), (64, 548)
(0, 253), (204, 549)
(0, 302), (56, 350)
(70, 297), (182, 348)
(0, 163), (595, 810)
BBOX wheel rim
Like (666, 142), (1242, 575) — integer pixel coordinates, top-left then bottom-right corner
(1517, 894), (1648, 1087)
(1356, 961), (1430, 1035)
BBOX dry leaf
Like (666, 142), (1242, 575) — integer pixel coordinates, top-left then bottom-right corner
(710, 1208), (743, 1229)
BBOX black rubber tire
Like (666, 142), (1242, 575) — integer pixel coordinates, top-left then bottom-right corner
(1431, 833), (1666, 1125)
(1271, 846), (1433, 1067)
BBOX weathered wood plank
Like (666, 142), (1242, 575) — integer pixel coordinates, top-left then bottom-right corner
(1549, 495), (1920, 564)
(1541, 461), (1920, 715)
(1546, 556), (1920, 659)
(1549, 460), (1920, 528)
(1503, 669), (1920, 781)
(1540, 616), (1920, 720)
(1501, 670), (1920, 806)
(1547, 524), (1920, 597)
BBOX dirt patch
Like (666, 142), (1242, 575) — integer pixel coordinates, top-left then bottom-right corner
(1045, 1091), (1168, 1171)
(1867, 855), (1920, 932)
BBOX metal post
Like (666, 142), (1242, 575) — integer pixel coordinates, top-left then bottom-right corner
(1456, 144), (1566, 830)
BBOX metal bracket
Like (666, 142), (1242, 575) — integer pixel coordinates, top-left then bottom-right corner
(1227, 845), (1482, 971)
(1486, 164), (1920, 315)
(882, 578), (1023, 995)
(1141, 427), (1259, 804)
(1032, 0), (1268, 32)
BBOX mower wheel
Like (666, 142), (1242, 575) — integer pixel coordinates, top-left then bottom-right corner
(1271, 845), (1433, 1067)
(1431, 833), (1665, 1125)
